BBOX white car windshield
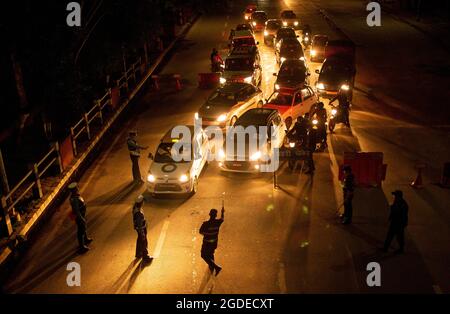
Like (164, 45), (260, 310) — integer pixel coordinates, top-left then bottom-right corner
(154, 142), (191, 163)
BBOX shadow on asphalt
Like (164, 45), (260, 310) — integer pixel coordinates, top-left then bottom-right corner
(107, 258), (152, 294)
(88, 181), (140, 206)
(5, 248), (79, 293)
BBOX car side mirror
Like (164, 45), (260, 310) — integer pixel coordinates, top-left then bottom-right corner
(315, 69), (320, 74)
(273, 73), (277, 76)
(148, 153), (154, 160)
(256, 41), (259, 45)
(307, 73), (311, 76)
(296, 35), (299, 38)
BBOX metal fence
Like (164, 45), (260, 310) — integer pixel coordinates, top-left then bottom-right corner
(1, 55), (144, 238)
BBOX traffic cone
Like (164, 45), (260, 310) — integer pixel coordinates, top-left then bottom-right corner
(174, 74), (182, 91)
(411, 165), (424, 188)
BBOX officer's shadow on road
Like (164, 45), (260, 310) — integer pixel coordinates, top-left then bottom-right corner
(108, 258), (152, 294)
(88, 181), (141, 207)
(4, 248), (79, 293)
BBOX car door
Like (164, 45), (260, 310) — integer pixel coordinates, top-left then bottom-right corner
(290, 91), (303, 120)
(303, 86), (317, 113)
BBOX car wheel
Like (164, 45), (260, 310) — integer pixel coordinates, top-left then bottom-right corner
(230, 116), (238, 126)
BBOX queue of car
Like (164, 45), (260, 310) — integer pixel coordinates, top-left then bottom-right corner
(146, 4), (356, 195)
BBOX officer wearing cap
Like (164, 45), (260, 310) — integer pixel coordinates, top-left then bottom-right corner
(383, 190), (409, 253)
(132, 195), (152, 262)
(68, 182), (93, 253)
(342, 165), (355, 224)
(127, 130), (148, 183)
(199, 206), (225, 275)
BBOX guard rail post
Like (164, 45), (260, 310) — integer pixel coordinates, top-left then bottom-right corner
(0, 196), (13, 237)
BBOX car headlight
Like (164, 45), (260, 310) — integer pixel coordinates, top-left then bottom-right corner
(217, 114), (227, 122)
(245, 15), (249, 20)
(294, 21), (299, 26)
(299, 56), (305, 61)
(179, 174), (189, 183)
(316, 82), (325, 90)
(312, 119), (318, 125)
(264, 30), (269, 36)
(340, 84), (350, 91)
(244, 76), (253, 83)
(310, 49), (316, 56)
(331, 109), (337, 115)
(147, 174), (155, 183)
(218, 148), (225, 160)
(304, 36), (309, 42)
(252, 21), (257, 26)
(275, 84), (280, 90)
(220, 77), (226, 84)
(283, 21), (287, 26)
(289, 142), (295, 148)
(194, 112), (199, 119)
(280, 57), (286, 63)
(250, 151), (262, 161)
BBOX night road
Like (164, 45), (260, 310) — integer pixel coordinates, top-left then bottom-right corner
(1, 0), (449, 296)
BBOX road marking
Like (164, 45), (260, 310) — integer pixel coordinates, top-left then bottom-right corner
(153, 219), (170, 258)
(278, 262), (287, 293)
(433, 285), (442, 294)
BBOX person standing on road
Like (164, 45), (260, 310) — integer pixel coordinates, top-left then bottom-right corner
(69, 182), (93, 253)
(341, 165), (355, 224)
(132, 195), (153, 263)
(127, 130), (148, 183)
(200, 207), (225, 275)
(383, 190), (409, 254)
(330, 90), (351, 127)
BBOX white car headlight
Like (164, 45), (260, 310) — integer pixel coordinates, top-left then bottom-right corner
(280, 57), (286, 63)
(304, 36), (309, 42)
(283, 21), (287, 26)
(244, 76), (253, 83)
(310, 49), (316, 56)
(275, 84), (280, 90)
(220, 77), (227, 84)
(179, 174), (189, 183)
(299, 56), (305, 61)
(312, 119), (318, 125)
(294, 21), (299, 26)
(340, 84), (350, 91)
(252, 21), (257, 26)
(217, 114), (227, 122)
(289, 142), (295, 148)
(218, 148), (225, 160)
(331, 109), (337, 115)
(264, 30), (269, 36)
(250, 151), (262, 161)
(245, 15), (249, 20)
(147, 174), (155, 183)
(316, 83), (325, 90)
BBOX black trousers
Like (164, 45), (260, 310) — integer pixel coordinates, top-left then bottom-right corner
(343, 195), (353, 222)
(136, 228), (149, 258)
(76, 220), (88, 248)
(130, 155), (141, 181)
(384, 224), (405, 251)
(201, 243), (218, 271)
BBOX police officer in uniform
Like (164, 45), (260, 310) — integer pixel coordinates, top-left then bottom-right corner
(200, 207), (225, 275)
(383, 190), (409, 254)
(127, 130), (148, 183)
(330, 90), (351, 127)
(132, 195), (153, 263)
(342, 165), (355, 224)
(69, 182), (93, 253)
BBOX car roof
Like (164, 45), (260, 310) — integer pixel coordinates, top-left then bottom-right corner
(217, 82), (253, 94)
(233, 30), (254, 38)
(281, 10), (294, 13)
(230, 45), (257, 55)
(280, 59), (306, 68)
(161, 125), (196, 143)
(236, 108), (279, 126)
(252, 10), (267, 15)
(277, 27), (296, 34)
(266, 19), (282, 23)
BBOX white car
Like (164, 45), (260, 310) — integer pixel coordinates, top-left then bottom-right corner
(147, 126), (209, 196)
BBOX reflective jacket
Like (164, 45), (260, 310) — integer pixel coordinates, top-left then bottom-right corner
(200, 219), (224, 245)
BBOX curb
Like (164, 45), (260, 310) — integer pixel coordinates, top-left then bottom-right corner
(0, 13), (200, 276)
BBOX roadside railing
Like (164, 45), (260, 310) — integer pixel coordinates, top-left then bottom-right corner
(1, 55), (144, 238)
(1, 143), (63, 236)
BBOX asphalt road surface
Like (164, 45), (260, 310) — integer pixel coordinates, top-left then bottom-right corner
(2, 0), (449, 294)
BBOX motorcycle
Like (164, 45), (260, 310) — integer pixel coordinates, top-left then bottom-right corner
(310, 117), (327, 151)
(328, 103), (351, 132)
(285, 133), (307, 170)
(211, 60), (224, 73)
